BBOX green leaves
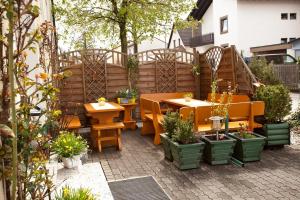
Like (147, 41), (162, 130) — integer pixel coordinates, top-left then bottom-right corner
(254, 84), (292, 123)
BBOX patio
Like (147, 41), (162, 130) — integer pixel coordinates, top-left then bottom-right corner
(95, 128), (300, 200)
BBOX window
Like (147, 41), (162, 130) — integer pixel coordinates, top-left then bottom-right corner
(173, 40), (176, 48)
(220, 16), (228, 34)
(281, 13), (288, 20)
(178, 39), (181, 46)
(290, 38), (296, 42)
(281, 38), (288, 43)
(290, 13), (297, 20)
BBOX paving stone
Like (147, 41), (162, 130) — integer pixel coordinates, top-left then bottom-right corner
(97, 129), (300, 200)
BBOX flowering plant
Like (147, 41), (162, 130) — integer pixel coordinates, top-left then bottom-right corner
(52, 131), (88, 158)
(184, 93), (193, 98)
(97, 97), (106, 102)
(55, 186), (96, 200)
(236, 123), (256, 139)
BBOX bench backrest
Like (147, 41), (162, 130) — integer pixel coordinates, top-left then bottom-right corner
(228, 102), (251, 119)
(207, 93), (250, 103)
(140, 92), (189, 102)
(140, 98), (154, 120)
(251, 101), (265, 116)
(195, 105), (213, 125)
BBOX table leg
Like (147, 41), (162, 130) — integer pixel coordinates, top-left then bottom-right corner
(123, 105), (137, 130)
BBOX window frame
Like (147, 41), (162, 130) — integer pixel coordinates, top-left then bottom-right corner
(281, 13), (288, 20)
(290, 13), (297, 20)
(220, 16), (229, 34)
(281, 38), (288, 44)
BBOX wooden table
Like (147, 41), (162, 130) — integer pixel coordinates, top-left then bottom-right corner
(162, 98), (213, 108)
(84, 102), (124, 149)
(119, 103), (137, 130)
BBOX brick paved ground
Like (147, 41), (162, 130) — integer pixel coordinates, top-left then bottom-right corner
(96, 129), (300, 200)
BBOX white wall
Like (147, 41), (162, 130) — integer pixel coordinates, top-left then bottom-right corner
(212, 0), (238, 47)
(201, 5), (214, 35)
(196, 44), (214, 53)
(138, 36), (167, 52)
(237, 0), (300, 57)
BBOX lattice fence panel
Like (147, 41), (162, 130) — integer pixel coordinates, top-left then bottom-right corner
(155, 52), (177, 93)
(82, 53), (107, 103)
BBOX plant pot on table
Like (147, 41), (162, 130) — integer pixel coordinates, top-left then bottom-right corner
(118, 98), (136, 104)
(227, 132), (265, 162)
(170, 139), (205, 170)
(160, 133), (173, 161)
(201, 134), (236, 165)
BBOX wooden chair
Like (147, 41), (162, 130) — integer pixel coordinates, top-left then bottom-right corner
(92, 122), (124, 152)
(60, 102), (82, 133)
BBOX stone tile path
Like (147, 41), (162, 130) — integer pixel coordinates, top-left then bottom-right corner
(97, 129), (300, 200)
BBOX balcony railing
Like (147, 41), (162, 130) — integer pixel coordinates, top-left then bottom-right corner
(190, 33), (214, 47)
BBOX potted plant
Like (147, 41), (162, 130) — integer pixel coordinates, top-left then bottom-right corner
(52, 131), (88, 169)
(202, 80), (236, 165)
(227, 123), (265, 162)
(183, 93), (193, 102)
(116, 88), (138, 104)
(254, 84), (292, 146)
(170, 118), (205, 170)
(161, 111), (180, 161)
(97, 97), (106, 106)
(55, 186), (96, 200)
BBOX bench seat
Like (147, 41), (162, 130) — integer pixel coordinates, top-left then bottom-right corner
(62, 115), (81, 129)
(144, 114), (164, 125)
(92, 122), (125, 130)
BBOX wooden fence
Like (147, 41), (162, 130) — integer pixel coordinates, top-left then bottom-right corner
(273, 64), (300, 90)
(58, 48), (196, 123)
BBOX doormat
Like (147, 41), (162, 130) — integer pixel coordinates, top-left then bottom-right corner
(108, 176), (170, 200)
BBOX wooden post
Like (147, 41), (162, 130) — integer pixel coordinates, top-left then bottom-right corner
(193, 48), (201, 99)
(230, 45), (237, 90)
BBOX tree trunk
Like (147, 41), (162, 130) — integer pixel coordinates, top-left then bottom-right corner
(119, 21), (128, 54)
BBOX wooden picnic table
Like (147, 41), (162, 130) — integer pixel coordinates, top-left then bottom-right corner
(162, 98), (213, 108)
(84, 102), (125, 150)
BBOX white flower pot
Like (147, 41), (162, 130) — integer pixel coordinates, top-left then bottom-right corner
(185, 97), (192, 102)
(98, 101), (105, 106)
(62, 155), (82, 169)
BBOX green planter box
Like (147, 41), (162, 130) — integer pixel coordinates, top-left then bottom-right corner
(227, 132), (265, 162)
(160, 133), (173, 161)
(170, 140), (205, 170)
(262, 122), (290, 146)
(201, 135), (236, 165)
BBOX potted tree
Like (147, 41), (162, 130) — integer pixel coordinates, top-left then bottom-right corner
(52, 131), (88, 169)
(227, 123), (265, 162)
(170, 118), (205, 170)
(160, 111), (180, 161)
(202, 81), (236, 165)
(254, 84), (292, 146)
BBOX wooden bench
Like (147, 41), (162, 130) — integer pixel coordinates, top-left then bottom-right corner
(192, 101), (265, 133)
(207, 93), (250, 103)
(140, 98), (164, 145)
(92, 122), (124, 152)
(140, 92), (190, 113)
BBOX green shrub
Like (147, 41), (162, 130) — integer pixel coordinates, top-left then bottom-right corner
(249, 57), (281, 85)
(52, 131), (88, 158)
(172, 118), (196, 144)
(288, 104), (300, 128)
(55, 186), (96, 200)
(254, 84), (292, 123)
(162, 111), (180, 138)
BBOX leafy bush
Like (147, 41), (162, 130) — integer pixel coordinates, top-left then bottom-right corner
(52, 131), (88, 158)
(172, 118), (196, 144)
(254, 84), (292, 123)
(162, 111), (180, 138)
(116, 88), (138, 99)
(55, 186), (96, 200)
(288, 104), (300, 128)
(249, 57), (281, 85)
